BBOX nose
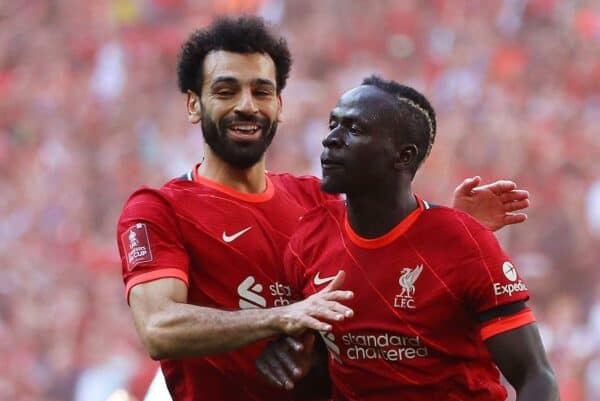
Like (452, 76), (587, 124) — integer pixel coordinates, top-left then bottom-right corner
(234, 89), (258, 115)
(322, 127), (344, 148)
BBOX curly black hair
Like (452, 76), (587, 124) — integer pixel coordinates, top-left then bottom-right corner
(177, 15), (292, 95)
(361, 75), (437, 174)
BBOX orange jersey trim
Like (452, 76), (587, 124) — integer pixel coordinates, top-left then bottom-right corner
(344, 194), (425, 249)
(480, 309), (536, 341)
(125, 268), (189, 304)
(192, 163), (275, 202)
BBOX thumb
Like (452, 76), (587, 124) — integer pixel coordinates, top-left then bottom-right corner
(455, 176), (481, 196)
(322, 270), (346, 292)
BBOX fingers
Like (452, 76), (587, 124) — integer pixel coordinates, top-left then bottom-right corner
(300, 331), (316, 354)
(503, 213), (527, 226)
(285, 336), (305, 352)
(322, 270), (346, 292)
(299, 315), (333, 332)
(256, 335), (315, 390)
(503, 199), (530, 212)
(304, 293), (354, 320)
(256, 357), (289, 389)
(455, 176), (481, 196)
(308, 303), (349, 323)
(477, 180), (517, 195)
(319, 289), (354, 303)
(327, 300), (354, 318)
(500, 189), (529, 203)
(279, 275), (353, 335)
(275, 343), (304, 380)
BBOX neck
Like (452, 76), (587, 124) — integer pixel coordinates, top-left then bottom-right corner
(346, 182), (417, 239)
(197, 147), (267, 194)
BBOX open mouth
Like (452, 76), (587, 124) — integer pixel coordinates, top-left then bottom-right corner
(227, 123), (262, 141)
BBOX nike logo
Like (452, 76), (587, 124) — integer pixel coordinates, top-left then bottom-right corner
(313, 271), (337, 286)
(222, 226), (252, 243)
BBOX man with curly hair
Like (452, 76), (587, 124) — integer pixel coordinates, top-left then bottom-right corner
(117, 16), (530, 401)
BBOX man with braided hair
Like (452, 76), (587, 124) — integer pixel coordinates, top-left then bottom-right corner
(257, 76), (559, 401)
(118, 15), (532, 401)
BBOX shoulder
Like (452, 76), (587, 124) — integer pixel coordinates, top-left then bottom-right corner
(299, 199), (344, 223)
(268, 172), (339, 206)
(119, 175), (192, 220)
(268, 172), (321, 192)
(419, 205), (492, 237)
(289, 200), (345, 248)
(411, 205), (498, 260)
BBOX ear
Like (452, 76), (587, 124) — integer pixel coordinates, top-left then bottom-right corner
(394, 144), (419, 171)
(187, 90), (202, 124)
(275, 94), (283, 123)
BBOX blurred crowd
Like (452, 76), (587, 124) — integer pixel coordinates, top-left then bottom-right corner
(1, 0), (599, 400)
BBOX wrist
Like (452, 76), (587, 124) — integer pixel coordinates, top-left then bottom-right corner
(264, 305), (286, 333)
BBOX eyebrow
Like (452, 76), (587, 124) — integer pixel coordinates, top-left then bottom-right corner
(210, 76), (239, 87)
(254, 78), (276, 88)
(330, 109), (368, 125)
(210, 76), (275, 89)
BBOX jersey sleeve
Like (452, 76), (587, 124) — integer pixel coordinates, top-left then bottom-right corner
(457, 217), (534, 338)
(117, 188), (190, 303)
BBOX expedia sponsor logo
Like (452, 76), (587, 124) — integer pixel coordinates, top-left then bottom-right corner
(341, 332), (429, 362)
(494, 280), (528, 296)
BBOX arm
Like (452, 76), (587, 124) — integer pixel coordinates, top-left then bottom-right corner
(129, 272), (353, 360)
(452, 176), (530, 231)
(485, 323), (559, 401)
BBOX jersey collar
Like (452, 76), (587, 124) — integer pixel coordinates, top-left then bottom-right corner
(344, 194), (425, 249)
(191, 163), (275, 202)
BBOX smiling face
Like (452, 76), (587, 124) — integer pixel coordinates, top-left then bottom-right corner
(188, 50), (283, 169)
(320, 85), (407, 195)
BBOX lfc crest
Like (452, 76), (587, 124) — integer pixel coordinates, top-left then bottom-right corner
(394, 265), (423, 309)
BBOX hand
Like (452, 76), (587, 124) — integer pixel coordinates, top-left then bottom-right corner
(452, 176), (530, 231)
(274, 271), (353, 335)
(256, 333), (316, 390)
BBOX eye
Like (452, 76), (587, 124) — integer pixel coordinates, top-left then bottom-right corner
(254, 90), (272, 97)
(349, 123), (361, 133)
(216, 90), (234, 97)
(328, 120), (338, 130)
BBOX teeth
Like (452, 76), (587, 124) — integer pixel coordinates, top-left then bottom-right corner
(231, 125), (259, 131)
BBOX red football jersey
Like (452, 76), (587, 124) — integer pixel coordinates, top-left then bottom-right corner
(117, 166), (336, 401)
(284, 196), (535, 401)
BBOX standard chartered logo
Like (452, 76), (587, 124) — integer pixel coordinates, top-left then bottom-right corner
(341, 332), (429, 362)
(237, 276), (293, 308)
(237, 276), (267, 309)
(319, 331), (341, 363)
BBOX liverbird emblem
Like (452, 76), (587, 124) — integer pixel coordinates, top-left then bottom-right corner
(398, 265), (423, 298)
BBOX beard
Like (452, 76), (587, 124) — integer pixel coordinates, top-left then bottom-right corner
(201, 109), (277, 170)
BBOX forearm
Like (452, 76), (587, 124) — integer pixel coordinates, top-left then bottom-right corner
(131, 274), (352, 360)
(142, 302), (283, 359)
(514, 369), (560, 401)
